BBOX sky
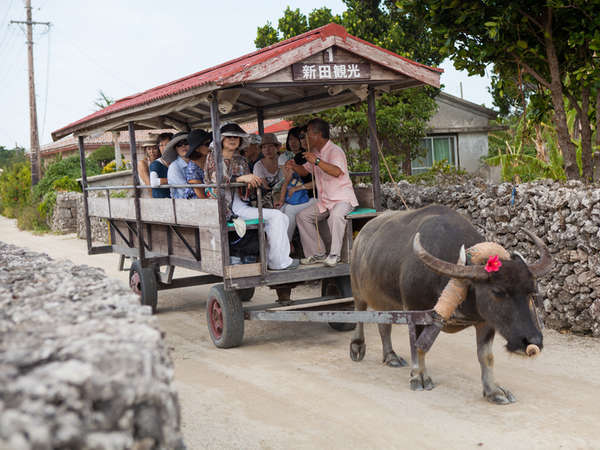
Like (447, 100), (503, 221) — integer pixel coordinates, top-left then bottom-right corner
(0, 0), (494, 150)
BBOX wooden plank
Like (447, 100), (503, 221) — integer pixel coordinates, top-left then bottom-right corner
(333, 35), (441, 88)
(173, 199), (219, 227)
(268, 297), (354, 311)
(199, 225), (223, 275)
(140, 198), (175, 223)
(110, 198), (136, 220)
(201, 249), (223, 276)
(224, 263), (262, 279)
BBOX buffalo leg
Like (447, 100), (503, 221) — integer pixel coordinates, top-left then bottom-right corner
(409, 325), (434, 391)
(476, 323), (516, 404)
(349, 297), (367, 361)
(377, 324), (407, 367)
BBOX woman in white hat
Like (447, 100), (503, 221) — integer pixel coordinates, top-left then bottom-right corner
(204, 123), (299, 271)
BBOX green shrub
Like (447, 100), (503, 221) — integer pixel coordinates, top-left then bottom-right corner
(0, 162), (31, 217)
(404, 160), (467, 184)
(17, 203), (49, 232)
(88, 145), (115, 168)
(38, 190), (57, 222)
(52, 175), (81, 192)
(34, 155), (100, 201)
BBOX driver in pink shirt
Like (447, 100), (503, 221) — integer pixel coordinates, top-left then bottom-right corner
(287, 118), (357, 267)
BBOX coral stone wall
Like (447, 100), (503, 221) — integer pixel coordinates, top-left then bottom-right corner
(0, 242), (184, 449)
(381, 178), (600, 337)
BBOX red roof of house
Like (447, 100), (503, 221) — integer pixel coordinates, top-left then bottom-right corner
(53, 23), (442, 140)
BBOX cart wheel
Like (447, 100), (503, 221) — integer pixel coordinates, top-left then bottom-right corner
(206, 284), (244, 348)
(327, 275), (356, 332)
(129, 260), (158, 314)
(236, 287), (255, 303)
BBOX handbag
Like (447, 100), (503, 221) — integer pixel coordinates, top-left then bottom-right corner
(285, 173), (310, 205)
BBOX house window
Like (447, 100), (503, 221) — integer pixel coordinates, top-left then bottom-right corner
(411, 135), (457, 174)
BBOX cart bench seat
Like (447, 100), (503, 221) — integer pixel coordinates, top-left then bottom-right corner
(227, 218), (261, 228)
(346, 207), (378, 219)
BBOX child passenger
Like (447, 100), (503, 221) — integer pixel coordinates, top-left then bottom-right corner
(204, 123), (299, 271)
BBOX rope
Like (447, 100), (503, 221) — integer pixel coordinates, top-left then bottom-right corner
(374, 137), (410, 210)
(304, 136), (323, 254)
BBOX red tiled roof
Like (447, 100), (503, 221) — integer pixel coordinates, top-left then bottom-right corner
(41, 129), (175, 153)
(53, 23), (442, 139)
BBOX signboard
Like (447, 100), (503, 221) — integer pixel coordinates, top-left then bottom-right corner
(292, 63), (371, 81)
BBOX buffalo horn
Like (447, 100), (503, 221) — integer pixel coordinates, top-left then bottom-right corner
(520, 229), (553, 278)
(413, 233), (489, 281)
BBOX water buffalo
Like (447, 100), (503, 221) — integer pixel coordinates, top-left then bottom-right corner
(349, 205), (552, 404)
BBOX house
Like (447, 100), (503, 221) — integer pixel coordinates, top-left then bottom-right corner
(413, 92), (504, 175)
(39, 129), (175, 166)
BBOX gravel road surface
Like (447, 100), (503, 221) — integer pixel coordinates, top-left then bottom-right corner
(1, 216), (598, 450)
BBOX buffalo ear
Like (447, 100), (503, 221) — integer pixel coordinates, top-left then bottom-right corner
(511, 251), (527, 264)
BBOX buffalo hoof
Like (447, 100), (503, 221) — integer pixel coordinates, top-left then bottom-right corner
(484, 386), (516, 404)
(409, 373), (434, 391)
(383, 352), (408, 367)
(349, 339), (366, 361)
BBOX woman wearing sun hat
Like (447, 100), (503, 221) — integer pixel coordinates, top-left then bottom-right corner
(204, 123), (299, 271)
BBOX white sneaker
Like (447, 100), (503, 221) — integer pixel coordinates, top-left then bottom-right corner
(300, 254), (326, 265)
(324, 254), (340, 267)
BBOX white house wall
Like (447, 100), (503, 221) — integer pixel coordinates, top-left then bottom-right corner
(428, 96), (491, 130)
(457, 133), (489, 173)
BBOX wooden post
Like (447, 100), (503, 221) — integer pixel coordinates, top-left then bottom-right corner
(257, 108), (265, 135)
(257, 187), (267, 275)
(367, 86), (382, 211)
(77, 136), (93, 254)
(209, 95), (231, 269)
(128, 122), (146, 264)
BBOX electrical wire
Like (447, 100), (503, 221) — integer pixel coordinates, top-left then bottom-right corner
(0, 0), (15, 33)
(53, 27), (138, 91)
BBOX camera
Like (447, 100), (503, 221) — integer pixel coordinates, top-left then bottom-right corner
(294, 152), (307, 165)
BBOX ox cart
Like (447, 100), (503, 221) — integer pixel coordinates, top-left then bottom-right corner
(53, 24), (442, 352)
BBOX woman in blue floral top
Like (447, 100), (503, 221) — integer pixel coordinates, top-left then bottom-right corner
(184, 129), (212, 199)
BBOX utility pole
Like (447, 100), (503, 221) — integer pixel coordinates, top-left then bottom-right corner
(11, 0), (50, 186)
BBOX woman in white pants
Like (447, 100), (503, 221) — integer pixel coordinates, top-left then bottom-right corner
(204, 123), (298, 271)
(231, 195), (294, 270)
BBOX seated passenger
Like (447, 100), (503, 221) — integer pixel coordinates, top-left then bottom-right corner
(277, 131), (294, 169)
(290, 118), (358, 267)
(276, 127), (316, 240)
(165, 132), (190, 199)
(243, 134), (263, 172)
(253, 133), (284, 208)
(138, 141), (160, 186)
(149, 133), (175, 198)
(204, 123), (298, 270)
(184, 129), (212, 199)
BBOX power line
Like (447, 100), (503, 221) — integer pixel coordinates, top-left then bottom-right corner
(52, 27), (138, 91)
(0, 0), (15, 28)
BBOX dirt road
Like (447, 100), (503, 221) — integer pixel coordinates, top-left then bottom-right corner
(1, 216), (598, 449)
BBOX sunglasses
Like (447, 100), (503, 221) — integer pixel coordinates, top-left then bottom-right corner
(175, 140), (189, 148)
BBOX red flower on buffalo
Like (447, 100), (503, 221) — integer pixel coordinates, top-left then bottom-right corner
(485, 255), (502, 273)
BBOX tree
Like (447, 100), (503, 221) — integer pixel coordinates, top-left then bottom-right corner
(398, 0), (600, 181)
(255, 1), (443, 174)
(94, 90), (114, 110)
